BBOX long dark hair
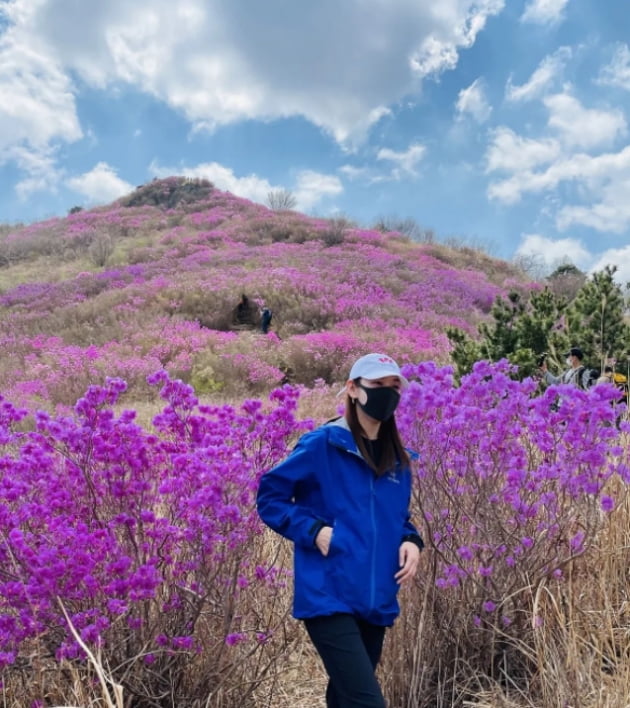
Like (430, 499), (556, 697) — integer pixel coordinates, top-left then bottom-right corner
(345, 380), (410, 476)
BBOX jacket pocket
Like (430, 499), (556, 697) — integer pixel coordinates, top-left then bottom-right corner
(327, 517), (357, 559)
(326, 519), (367, 609)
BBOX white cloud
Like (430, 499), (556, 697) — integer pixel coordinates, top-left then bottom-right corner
(485, 127), (560, 173)
(506, 47), (571, 102)
(598, 44), (630, 91)
(294, 170), (343, 211)
(590, 245), (630, 284)
(0, 26), (81, 198)
(3, 145), (61, 199)
(149, 161), (342, 211)
(455, 78), (492, 123)
(516, 236), (630, 283)
(486, 92), (630, 232)
(410, 1), (505, 76)
(0, 41), (81, 154)
(556, 175), (630, 233)
(339, 165), (371, 181)
(376, 143), (426, 178)
(544, 93), (627, 149)
(67, 162), (134, 203)
(515, 233), (591, 269)
(1, 0), (505, 152)
(487, 144), (630, 211)
(410, 36), (459, 77)
(521, 0), (570, 25)
(0, 8), (82, 198)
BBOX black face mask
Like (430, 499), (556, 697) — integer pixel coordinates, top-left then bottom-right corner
(357, 384), (401, 422)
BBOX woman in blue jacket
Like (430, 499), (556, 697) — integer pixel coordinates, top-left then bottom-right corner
(257, 353), (423, 707)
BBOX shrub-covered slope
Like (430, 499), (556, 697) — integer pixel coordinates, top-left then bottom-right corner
(0, 177), (529, 409)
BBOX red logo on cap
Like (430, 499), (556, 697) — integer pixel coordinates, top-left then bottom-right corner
(378, 357), (394, 363)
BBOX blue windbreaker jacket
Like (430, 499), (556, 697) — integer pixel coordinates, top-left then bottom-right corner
(256, 418), (421, 626)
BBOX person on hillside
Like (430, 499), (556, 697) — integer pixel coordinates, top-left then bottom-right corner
(539, 346), (591, 389)
(235, 294), (251, 325)
(256, 353), (423, 708)
(260, 307), (272, 334)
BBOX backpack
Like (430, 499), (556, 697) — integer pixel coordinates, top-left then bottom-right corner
(613, 372), (629, 404)
(576, 366), (599, 390)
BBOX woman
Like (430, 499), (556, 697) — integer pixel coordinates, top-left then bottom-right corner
(256, 353), (423, 707)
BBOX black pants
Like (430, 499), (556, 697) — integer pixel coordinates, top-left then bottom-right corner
(304, 614), (387, 708)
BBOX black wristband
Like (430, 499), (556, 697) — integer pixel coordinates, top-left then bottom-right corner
(402, 533), (424, 551)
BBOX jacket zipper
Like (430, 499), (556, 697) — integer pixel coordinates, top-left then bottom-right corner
(369, 474), (376, 610)
(331, 440), (379, 611)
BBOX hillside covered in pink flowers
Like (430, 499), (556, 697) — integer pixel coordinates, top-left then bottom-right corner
(0, 177), (528, 411)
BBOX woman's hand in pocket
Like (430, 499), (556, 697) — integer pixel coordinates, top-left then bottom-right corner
(315, 526), (333, 556)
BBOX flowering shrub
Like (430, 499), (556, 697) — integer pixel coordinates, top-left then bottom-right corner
(0, 375), (311, 705)
(0, 357), (627, 704)
(383, 360), (629, 705)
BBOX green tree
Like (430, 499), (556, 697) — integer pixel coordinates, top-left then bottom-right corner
(446, 326), (481, 378)
(447, 286), (568, 380)
(512, 286), (570, 375)
(566, 265), (630, 371)
(447, 291), (532, 380)
(447, 267), (630, 381)
(478, 292), (524, 362)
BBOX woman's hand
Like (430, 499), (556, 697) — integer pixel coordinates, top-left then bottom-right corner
(315, 526), (333, 556)
(395, 541), (421, 584)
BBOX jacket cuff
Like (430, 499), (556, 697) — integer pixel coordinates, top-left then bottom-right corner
(401, 533), (424, 551)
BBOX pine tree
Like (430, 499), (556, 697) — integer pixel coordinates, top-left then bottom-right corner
(447, 288), (568, 380)
(446, 266), (630, 381)
(566, 265), (630, 371)
(446, 327), (481, 379)
(513, 286), (570, 375)
(478, 292), (525, 362)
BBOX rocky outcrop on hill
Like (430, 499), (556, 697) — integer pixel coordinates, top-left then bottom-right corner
(121, 177), (214, 209)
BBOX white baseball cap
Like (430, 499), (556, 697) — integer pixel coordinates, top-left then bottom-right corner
(348, 353), (408, 387)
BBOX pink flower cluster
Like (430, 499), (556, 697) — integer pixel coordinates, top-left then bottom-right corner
(397, 359), (628, 625)
(0, 374), (310, 667)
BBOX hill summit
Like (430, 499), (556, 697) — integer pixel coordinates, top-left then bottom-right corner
(120, 176), (215, 210)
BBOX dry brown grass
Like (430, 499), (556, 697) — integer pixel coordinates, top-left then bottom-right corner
(376, 475), (630, 708)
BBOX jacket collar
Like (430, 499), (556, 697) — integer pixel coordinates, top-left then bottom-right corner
(324, 416), (420, 461)
(324, 416), (360, 455)
(324, 416), (418, 462)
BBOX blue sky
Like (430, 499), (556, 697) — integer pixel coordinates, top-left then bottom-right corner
(1, 0), (630, 279)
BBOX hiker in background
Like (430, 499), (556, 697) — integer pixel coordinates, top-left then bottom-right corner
(257, 353), (423, 708)
(260, 307), (272, 334)
(540, 347), (592, 389)
(596, 366), (615, 385)
(235, 294), (251, 325)
(596, 365), (629, 408)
